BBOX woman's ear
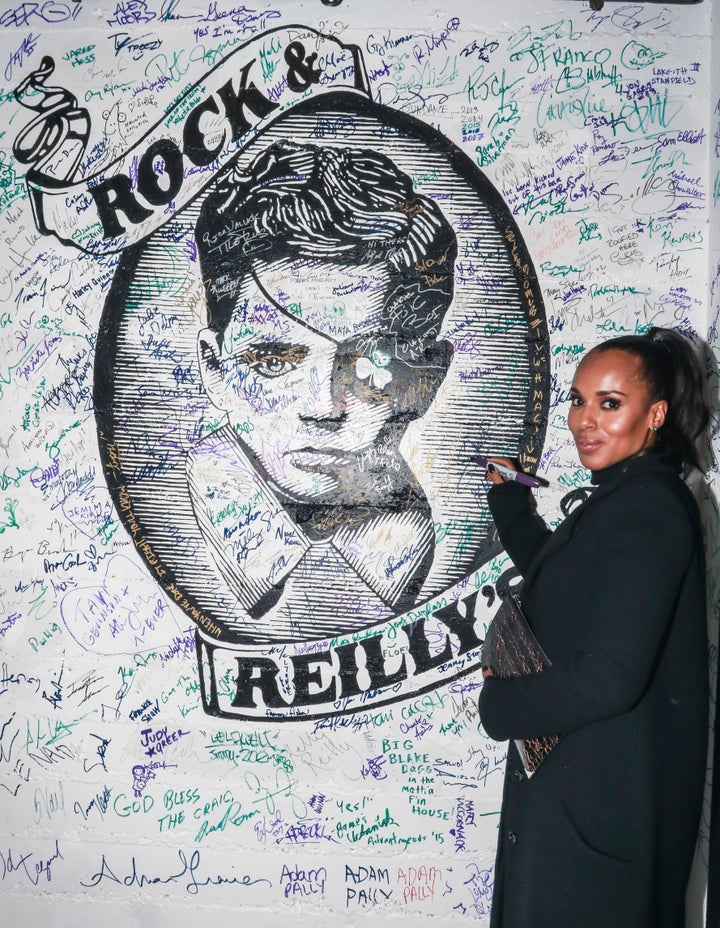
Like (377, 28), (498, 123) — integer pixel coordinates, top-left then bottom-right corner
(197, 328), (227, 409)
(650, 399), (668, 431)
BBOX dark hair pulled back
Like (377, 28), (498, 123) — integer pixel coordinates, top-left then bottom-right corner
(589, 327), (709, 472)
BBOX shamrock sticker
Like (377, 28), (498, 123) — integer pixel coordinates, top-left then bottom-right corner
(356, 348), (393, 388)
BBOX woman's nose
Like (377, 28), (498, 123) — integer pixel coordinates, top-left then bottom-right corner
(579, 404), (597, 429)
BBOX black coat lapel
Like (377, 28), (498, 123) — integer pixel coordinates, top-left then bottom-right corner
(519, 455), (683, 591)
(520, 478), (617, 589)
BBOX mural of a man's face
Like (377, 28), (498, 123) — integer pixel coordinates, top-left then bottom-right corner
(199, 256), (452, 511)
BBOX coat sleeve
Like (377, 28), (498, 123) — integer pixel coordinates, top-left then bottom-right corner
(487, 481), (552, 576)
(479, 482), (698, 740)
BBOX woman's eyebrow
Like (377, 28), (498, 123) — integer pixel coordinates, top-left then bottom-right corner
(569, 387), (628, 396)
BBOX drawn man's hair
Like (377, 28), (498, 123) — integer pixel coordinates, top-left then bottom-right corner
(195, 139), (457, 352)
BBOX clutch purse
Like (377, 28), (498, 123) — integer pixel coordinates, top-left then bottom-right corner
(482, 591), (561, 776)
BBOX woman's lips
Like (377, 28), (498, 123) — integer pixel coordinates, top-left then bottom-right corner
(575, 437), (602, 454)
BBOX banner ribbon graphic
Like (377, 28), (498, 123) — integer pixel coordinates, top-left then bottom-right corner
(194, 556), (514, 721)
(14, 26), (371, 256)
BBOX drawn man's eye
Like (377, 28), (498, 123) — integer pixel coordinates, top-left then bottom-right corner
(239, 345), (308, 379)
(252, 356), (296, 378)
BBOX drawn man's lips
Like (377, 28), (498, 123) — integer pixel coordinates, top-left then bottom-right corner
(286, 449), (354, 468)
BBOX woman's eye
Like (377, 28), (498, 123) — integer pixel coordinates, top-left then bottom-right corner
(601, 399), (621, 410)
(570, 396), (583, 406)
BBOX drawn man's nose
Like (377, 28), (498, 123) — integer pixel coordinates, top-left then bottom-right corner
(299, 359), (347, 430)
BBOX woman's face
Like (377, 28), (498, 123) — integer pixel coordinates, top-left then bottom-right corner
(567, 349), (667, 472)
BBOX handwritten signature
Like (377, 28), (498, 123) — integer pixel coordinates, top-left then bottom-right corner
(81, 848), (272, 895)
(0, 839), (63, 884)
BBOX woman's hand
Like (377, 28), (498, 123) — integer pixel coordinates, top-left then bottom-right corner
(484, 456), (518, 486)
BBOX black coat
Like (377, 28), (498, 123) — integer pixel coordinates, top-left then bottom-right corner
(479, 453), (709, 928)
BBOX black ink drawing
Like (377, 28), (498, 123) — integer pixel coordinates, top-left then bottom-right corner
(190, 138), (456, 629)
(14, 27), (549, 718)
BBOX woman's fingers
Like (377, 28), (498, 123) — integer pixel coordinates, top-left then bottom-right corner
(485, 456), (517, 485)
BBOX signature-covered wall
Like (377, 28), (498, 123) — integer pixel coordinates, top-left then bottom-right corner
(0, 1), (717, 925)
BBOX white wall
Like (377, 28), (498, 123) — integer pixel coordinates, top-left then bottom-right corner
(0, 1), (716, 925)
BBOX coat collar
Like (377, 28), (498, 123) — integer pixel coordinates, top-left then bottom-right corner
(520, 452), (680, 591)
(589, 448), (680, 486)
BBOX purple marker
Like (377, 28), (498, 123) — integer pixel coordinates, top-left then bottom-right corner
(473, 456), (545, 489)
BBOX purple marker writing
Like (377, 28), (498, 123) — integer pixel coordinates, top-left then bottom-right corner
(472, 456), (545, 489)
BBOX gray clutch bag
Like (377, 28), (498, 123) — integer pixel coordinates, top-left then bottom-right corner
(482, 591), (561, 776)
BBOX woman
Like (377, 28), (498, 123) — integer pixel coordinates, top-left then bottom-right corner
(479, 327), (710, 928)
